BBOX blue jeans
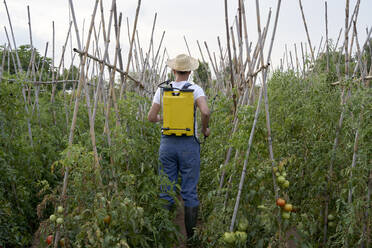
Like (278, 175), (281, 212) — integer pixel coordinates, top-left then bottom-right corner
(158, 135), (200, 207)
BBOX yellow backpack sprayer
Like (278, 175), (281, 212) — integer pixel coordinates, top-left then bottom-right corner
(159, 80), (195, 136)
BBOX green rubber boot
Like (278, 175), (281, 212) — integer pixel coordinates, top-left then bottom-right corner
(184, 205), (199, 245)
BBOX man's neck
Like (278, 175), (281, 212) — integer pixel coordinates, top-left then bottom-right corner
(175, 76), (189, 82)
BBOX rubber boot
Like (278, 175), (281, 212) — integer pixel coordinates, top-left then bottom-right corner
(184, 206), (198, 244)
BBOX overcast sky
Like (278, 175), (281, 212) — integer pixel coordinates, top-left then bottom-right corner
(1, 0), (371, 72)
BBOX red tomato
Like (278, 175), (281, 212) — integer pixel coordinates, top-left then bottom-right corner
(276, 198), (286, 207)
(46, 235), (53, 245)
(104, 215), (111, 224)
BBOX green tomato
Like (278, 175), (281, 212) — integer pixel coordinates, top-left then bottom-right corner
(136, 207), (144, 217)
(282, 212), (290, 219)
(238, 218), (249, 231)
(327, 214), (335, 221)
(277, 176), (285, 183)
(123, 197), (131, 205)
(95, 229), (101, 238)
(328, 221), (336, 227)
(56, 217), (64, 224)
(282, 180), (290, 188)
(275, 172), (281, 177)
(235, 231), (247, 242)
(120, 239), (130, 248)
(223, 232), (236, 244)
(57, 206), (64, 214)
(281, 171), (287, 177)
(49, 214), (57, 222)
(273, 166), (278, 173)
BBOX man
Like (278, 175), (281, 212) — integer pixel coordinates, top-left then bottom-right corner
(147, 54), (210, 241)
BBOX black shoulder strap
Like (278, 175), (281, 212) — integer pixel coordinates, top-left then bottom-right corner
(182, 83), (192, 90)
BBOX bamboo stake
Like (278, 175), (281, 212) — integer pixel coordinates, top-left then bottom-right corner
(217, 36), (226, 84)
(316, 36), (323, 60)
(2, 79), (80, 85)
(125, 17), (136, 73)
(247, 13), (271, 104)
(347, 21), (368, 205)
(3, 0), (22, 72)
(73, 48), (144, 89)
(298, 0), (315, 63)
(95, 0), (115, 142)
(113, 6), (127, 95)
(335, 28), (343, 50)
(54, 1), (99, 246)
(3, 29), (16, 74)
(230, 0), (282, 233)
(300, 42), (306, 76)
(148, 30), (165, 87)
(140, 13), (157, 84)
(213, 52), (219, 76)
(366, 170), (372, 248)
(224, 0), (236, 112)
(55, 22), (73, 81)
(0, 44), (6, 79)
(26, 5), (36, 79)
(136, 31), (145, 73)
(230, 26), (238, 77)
(285, 44), (290, 70)
(33, 42), (49, 124)
(289, 51), (294, 71)
(204, 41), (218, 78)
(240, 0), (251, 68)
(130, 22), (141, 73)
(106, 12), (122, 129)
(119, 0), (141, 99)
(257, 0), (282, 237)
(196, 40), (206, 64)
(229, 84), (263, 232)
(294, 43), (300, 75)
(322, 2), (366, 244)
(184, 35), (192, 56)
(219, 29), (270, 191)
(325, 1), (329, 72)
(4, 26), (33, 147)
(6, 44), (10, 75)
(51, 21), (57, 125)
(91, 0), (113, 124)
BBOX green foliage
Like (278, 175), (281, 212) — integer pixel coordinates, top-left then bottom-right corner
(0, 45), (54, 79)
(362, 38), (372, 72)
(0, 81), (66, 247)
(196, 69), (371, 247)
(1, 43), (370, 247)
(194, 61), (211, 88)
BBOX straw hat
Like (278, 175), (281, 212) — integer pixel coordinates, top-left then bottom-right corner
(166, 54), (199, 71)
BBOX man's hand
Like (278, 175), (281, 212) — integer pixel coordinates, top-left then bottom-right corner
(202, 127), (210, 137)
(196, 96), (210, 138)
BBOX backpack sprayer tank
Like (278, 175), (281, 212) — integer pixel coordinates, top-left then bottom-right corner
(161, 85), (195, 136)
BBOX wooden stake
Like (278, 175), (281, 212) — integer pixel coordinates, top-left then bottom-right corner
(325, 1), (329, 72)
(224, 0), (237, 112)
(3, 0), (22, 71)
(119, 0), (141, 99)
(54, 1), (99, 246)
(298, 0), (315, 63)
